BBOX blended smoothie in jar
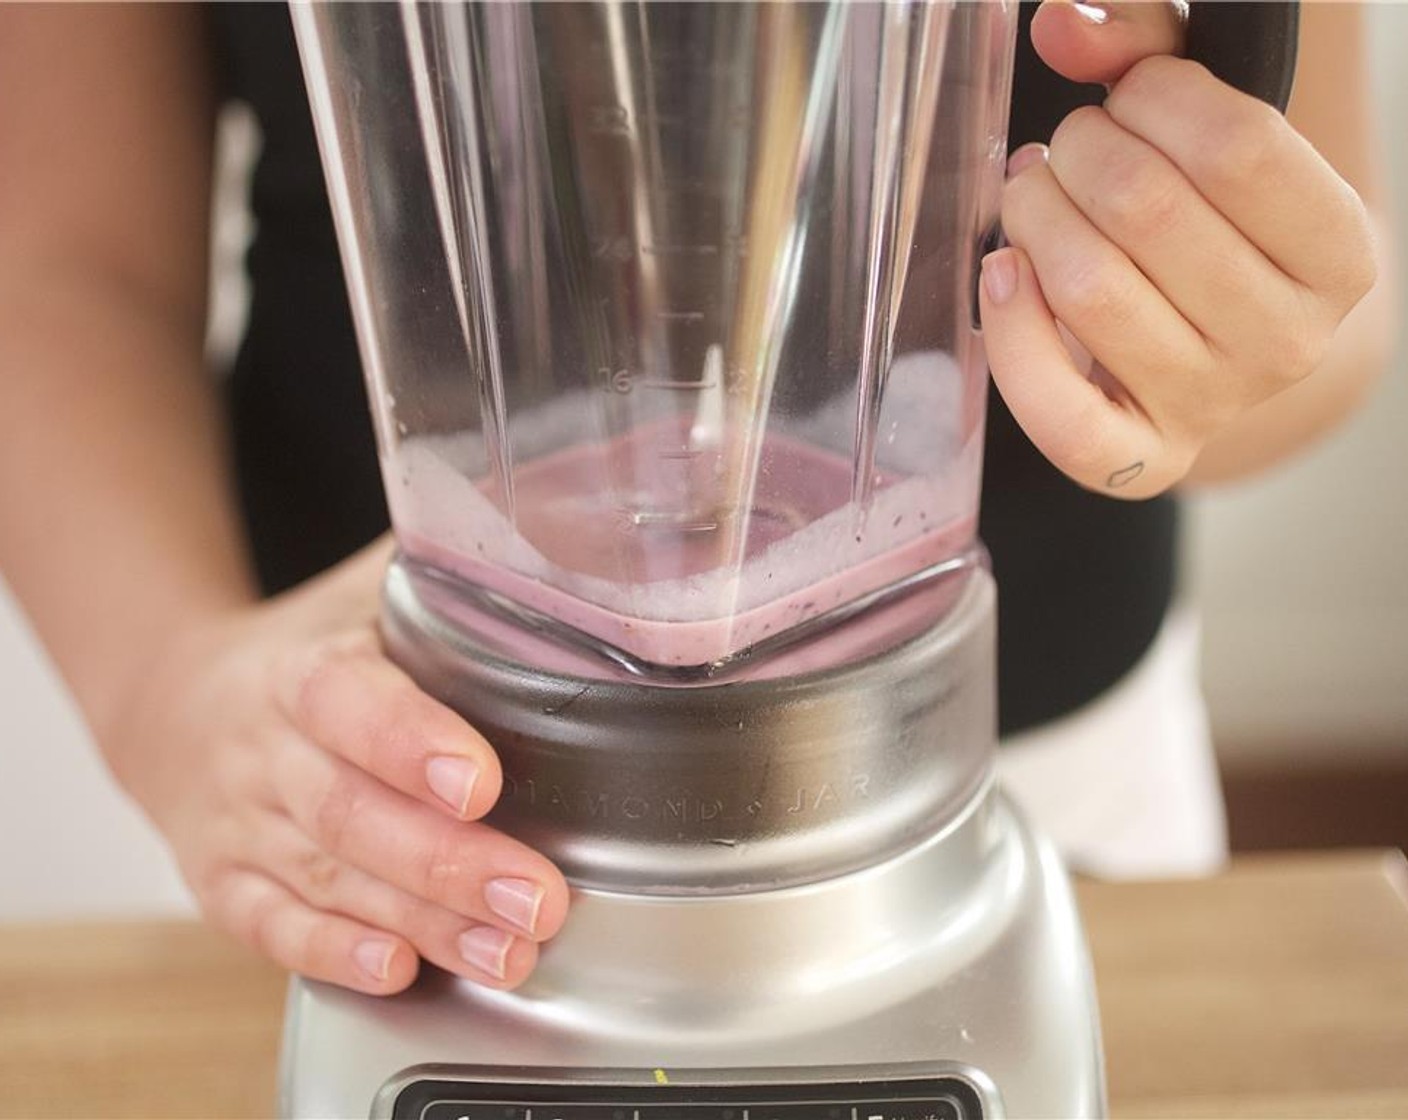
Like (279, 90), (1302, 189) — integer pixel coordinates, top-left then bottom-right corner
(385, 351), (983, 670)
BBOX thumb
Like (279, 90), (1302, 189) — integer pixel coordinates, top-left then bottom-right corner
(1030, 1), (1186, 87)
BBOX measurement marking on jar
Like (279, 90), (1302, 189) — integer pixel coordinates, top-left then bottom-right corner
(590, 236), (634, 262)
(586, 104), (631, 136)
(641, 242), (721, 257)
(639, 378), (718, 391)
(623, 509), (721, 532)
(599, 367), (719, 394)
(657, 176), (711, 192)
(656, 309), (705, 322)
(658, 449), (705, 460)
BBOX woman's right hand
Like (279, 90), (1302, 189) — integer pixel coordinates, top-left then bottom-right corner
(103, 538), (570, 995)
(0, 6), (574, 994)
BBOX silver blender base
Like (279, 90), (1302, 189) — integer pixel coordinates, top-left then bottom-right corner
(279, 564), (1103, 1118)
(279, 789), (1103, 1118)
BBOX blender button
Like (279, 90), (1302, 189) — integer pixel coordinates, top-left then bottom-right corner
(855, 1103), (965, 1120)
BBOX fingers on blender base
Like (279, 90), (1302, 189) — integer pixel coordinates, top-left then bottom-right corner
(206, 867), (418, 994)
(263, 821), (549, 986)
(424, 754), (482, 819)
(457, 925), (519, 983)
(279, 637), (502, 820)
(275, 750), (568, 937)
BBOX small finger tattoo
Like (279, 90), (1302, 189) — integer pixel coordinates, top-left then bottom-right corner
(1107, 461), (1145, 489)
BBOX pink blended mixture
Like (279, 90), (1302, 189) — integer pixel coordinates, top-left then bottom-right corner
(388, 420), (979, 670)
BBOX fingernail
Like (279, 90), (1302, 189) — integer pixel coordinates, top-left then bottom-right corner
(1006, 142), (1048, 180)
(354, 938), (397, 982)
(426, 755), (480, 817)
(982, 250), (1019, 306)
(458, 925), (514, 980)
(485, 877), (545, 936)
(1073, 2), (1110, 26)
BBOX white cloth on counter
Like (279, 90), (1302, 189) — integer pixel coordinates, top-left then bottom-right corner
(997, 603), (1229, 880)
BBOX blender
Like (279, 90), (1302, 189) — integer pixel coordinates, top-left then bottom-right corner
(281, 3), (1296, 1116)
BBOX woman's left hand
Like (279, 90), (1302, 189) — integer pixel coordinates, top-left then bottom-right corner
(979, 0), (1377, 498)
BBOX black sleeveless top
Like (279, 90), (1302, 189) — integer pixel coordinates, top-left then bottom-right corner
(211, 3), (1177, 736)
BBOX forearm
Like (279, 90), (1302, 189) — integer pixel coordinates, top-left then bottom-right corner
(0, 4), (253, 746)
(0, 267), (257, 744)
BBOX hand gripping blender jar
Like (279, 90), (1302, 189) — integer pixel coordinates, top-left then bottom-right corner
(281, 3), (1296, 1118)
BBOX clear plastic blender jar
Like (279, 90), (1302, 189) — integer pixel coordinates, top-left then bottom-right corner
(294, 1), (1017, 676)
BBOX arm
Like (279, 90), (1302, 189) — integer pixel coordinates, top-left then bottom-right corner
(0, 3), (253, 733)
(0, 5), (566, 993)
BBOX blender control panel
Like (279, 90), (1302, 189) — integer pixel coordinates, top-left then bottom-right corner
(389, 1078), (984, 1120)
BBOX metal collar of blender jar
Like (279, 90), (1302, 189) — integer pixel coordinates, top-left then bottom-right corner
(381, 561), (997, 895)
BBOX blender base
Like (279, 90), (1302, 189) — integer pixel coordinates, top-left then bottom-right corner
(278, 788), (1104, 1119)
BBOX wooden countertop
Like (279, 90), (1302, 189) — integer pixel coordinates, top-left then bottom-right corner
(2, 851), (1406, 1119)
